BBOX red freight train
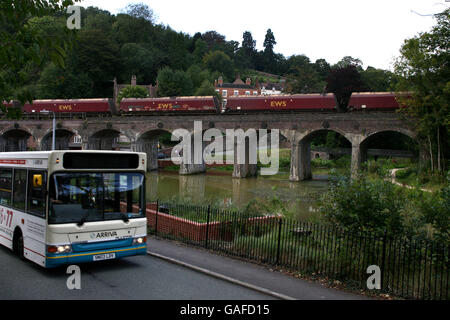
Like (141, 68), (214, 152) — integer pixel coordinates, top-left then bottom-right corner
(348, 93), (406, 111)
(1, 93), (404, 116)
(224, 94), (337, 112)
(119, 96), (220, 113)
(20, 98), (112, 113)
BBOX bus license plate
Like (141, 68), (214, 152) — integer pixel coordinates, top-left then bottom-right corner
(93, 253), (115, 261)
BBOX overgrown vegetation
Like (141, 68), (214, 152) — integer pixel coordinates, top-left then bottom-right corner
(319, 173), (449, 242)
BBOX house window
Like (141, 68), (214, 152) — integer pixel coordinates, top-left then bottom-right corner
(222, 90), (227, 97)
(253, 91), (258, 95)
(234, 90), (239, 96)
(245, 91), (250, 95)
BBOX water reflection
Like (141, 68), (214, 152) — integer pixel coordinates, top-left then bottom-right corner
(145, 171), (329, 221)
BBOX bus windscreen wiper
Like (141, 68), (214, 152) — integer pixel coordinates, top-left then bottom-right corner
(119, 212), (129, 223)
(77, 211), (91, 227)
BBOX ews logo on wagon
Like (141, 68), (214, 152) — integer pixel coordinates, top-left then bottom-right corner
(270, 100), (287, 108)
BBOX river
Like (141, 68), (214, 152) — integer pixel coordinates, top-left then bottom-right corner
(145, 170), (329, 221)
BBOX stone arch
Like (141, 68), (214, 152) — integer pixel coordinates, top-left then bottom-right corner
(296, 127), (353, 146)
(88, 128), (127, 150)
(136, 129), (174, 171)
(40, 128), (78, 151)
(363, 128), (416, 143)
(290, 128), (352, 181)
(0, 128), (36, 152)
(359, 129), (420, 164)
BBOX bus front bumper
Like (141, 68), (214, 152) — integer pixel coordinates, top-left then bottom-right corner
(45, 244), (147, 268)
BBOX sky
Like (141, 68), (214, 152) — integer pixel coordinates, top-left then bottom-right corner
(78, 0), (448, 71)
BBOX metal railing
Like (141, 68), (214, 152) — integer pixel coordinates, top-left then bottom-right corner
(147, 200), (449, 300)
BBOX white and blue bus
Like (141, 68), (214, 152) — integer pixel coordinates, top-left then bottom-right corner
(0, 151), (147, 268)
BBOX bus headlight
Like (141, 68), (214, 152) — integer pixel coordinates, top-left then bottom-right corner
(133, 237), (146, 245)
(47, 245), (72, 254)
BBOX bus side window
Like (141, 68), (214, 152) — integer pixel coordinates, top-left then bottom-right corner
(13, 169), (27, 210)
(0, 168), (12, 206)
(27, 171), (46, 218)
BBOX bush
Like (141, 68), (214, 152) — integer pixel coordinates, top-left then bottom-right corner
(418, 173), (450, 242)
(319, 171), (450, 244)
(319, 174), (408, 236)
(395, 168), (415, 180)
(311, 158), (333, 168)
(117, 85), (148, 103)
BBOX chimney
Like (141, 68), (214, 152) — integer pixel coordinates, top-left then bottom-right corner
(245, 77), (251, 85)
(218, 76), (223, 86)
(131, 75), (137, 86)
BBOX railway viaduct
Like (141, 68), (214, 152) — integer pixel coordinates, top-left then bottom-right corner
(0, 112), (419, 180)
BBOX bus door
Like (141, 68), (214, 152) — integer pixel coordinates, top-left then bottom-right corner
(23, 170), (47, 266)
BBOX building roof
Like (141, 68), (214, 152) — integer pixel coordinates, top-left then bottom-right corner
(261, 82), (284, 91)
(216, 83), (255, 89)
(233, 78), (245, 85)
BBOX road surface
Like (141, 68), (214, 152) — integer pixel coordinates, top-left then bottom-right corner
(0, 245), (275, 300)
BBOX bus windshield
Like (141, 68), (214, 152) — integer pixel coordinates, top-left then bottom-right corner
(49, 172), (145, 224)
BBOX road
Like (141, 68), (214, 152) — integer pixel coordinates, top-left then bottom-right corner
(0, 245), (275, 300)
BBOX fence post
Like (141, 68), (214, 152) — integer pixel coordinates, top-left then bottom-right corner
(276, 218), (282, 265)
(380, 230), (387, 291)
(155, 199), (159, 237)
(205, 204), (211, 249)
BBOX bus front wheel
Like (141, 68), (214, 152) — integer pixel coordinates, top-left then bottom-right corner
(13, 229), (25, 260)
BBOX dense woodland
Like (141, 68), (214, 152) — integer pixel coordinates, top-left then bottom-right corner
(0, 2), (448, 173)
(5, 3), (393, 100)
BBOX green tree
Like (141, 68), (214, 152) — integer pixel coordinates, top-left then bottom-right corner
(186, 64), (211, 90)
(242, 31), (256, 53)
(119, 43), (154, 84)
(193, 39), (208, 63)
(263, 28), (276, 53)
(285, 55), (324, 93)
(112, 13), (154, 45)
(0, 0), (81, 108)
(202, 51), (234, 82)
(201, 30), (226, 51)
(82, 6), (116, 36)
(393, 8), (449, 172)
(124, 2), (156, 23)
(117, 85), (148, 103)
(75, 28), (120, 97)
(262, 28), (277, 73)
(335, 56), (363, 71)
(36, 61), (93, 99)
(195, 79), (221, 102)
(361, 66), (392, 92)
(313, 58), (331, 81)
(156, 67), (193, 97)
(237, 31), (256, 69)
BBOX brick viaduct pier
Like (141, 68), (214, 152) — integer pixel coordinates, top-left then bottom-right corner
(0, 112), (418, 180)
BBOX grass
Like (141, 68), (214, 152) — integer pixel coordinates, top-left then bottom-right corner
(394, 167), (447, 192)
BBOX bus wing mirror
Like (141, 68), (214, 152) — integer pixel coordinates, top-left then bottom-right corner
(33, 174), (43, 187)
